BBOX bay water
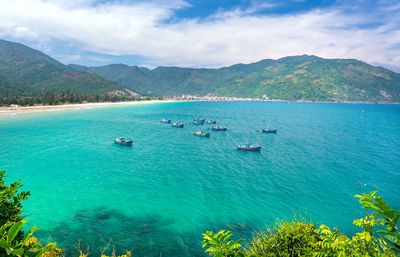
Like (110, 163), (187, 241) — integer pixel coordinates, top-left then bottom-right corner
(0, 101), (399, 256)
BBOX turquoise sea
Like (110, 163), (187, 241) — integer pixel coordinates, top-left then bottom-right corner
(0, 101), (399, 256)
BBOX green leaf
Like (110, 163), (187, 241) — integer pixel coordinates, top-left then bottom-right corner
(22, 226), (39, 246)
(393, 212), (400, 225)
(0, 238), (9, 249)
(7, 220), (26, 242)
(377, 230), (396, 236)
(384, 234), (400, 247)
(11, 247), (25, 255)
(34, 242), (56, 257)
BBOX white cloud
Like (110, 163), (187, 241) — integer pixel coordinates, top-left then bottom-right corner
(53, 54), (82, 64)
(0, 0), (399, 70)
(13, 26), (39, 40)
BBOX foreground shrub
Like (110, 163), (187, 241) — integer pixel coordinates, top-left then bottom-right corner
(245, 220), (320, 256)
(203, 192), (398, 256)
(356, 191), (400, 253)
(202, 230), (244, 257)
(0, 171), (62, 256)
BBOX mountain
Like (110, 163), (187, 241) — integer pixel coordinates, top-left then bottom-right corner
(1, 38), (399, 102)
(70, 55), (400, 102)
(0, 39), (127, 96)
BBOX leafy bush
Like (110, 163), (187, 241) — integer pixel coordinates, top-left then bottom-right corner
(202, 230), (244, 257)
(0, 220), (57, 256)
(245, 220), (320, 256)
(0, 171), (30, 226)
(356, 191), (400, 253)
(0, 171), (62, 256)
(203, 192), (398, 257)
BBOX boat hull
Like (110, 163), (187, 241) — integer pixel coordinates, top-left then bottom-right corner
(193, 119), (205, 125)
(237, 144), (261, 151)
(193, 132), (210, 137)
(262, 129), (277, 133)
(114, 138), (133, 146)
(212, 127), (226, 131)
(115, 141), (133, 146)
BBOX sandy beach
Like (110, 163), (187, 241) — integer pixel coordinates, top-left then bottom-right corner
(0, 100), (177, 116)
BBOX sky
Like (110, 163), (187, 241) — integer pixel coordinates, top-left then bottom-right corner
(0, 0), (399, 71)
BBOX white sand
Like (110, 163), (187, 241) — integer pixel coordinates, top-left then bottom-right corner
(0, 100), (177, 116)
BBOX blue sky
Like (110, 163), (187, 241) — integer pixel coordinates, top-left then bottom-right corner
(0, 0), (399, 71)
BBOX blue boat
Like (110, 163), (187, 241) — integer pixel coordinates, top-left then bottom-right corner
(193, 118), (205, 125)
(161, 119), (171, 123)
(262, 129), (277, 133)
(211, 126), (227, 131)
(192, 131), (211, 137)
(237, 143), (261, 151)
(172, 122), (184, 128)
(114, 137), (133, 146)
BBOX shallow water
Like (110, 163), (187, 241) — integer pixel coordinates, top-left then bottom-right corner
(0, 101), (399, 256)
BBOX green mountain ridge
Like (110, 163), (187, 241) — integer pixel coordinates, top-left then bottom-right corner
(1, 38), (399, 102)
(0, 39), (127, 96)
(70, 55), (400, 102)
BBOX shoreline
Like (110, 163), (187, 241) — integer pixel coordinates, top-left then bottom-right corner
(0, 99), (398, 117)
(0, 100), (178, 116)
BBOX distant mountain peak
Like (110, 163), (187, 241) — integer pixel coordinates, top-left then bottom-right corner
(70, 55), (400, 102)
(0, 39), (131, 96)
(1, 38), (399, 102)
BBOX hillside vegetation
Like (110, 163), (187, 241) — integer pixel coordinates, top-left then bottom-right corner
(1, 38), (399, 103)
(0, 40), (126, 96)
(70, 55), (400, 102)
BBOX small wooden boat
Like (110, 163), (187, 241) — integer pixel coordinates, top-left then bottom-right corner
(206, 120), (216, 124)
(192, 131), (210, 137)
(114, 137), (133, 146)
(193, 119), (205, 125)
(161, 119), (171, 123)
(172, 123), (184, 128)
(262, 129), (277, 133)
(211, 126), (227, 131)
(237, 143), (261, 151)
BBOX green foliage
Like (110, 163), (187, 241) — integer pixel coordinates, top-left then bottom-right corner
(0, 171), (30, 226)
(202, 230), (244, 257)
(316, 219), (395, 256)
(0, 90), (142, 106)
(70, 55), (400, 102)
(246, 220), (320, 256)
(203, 192), (399, 257)
(0, 39), (126, 97)
(356, 191), (400, 253)
(78, 251), (132, 257)
(2, 38), (399, 102)
(0, 220), (55, 256)
(0, 171), (62, 256)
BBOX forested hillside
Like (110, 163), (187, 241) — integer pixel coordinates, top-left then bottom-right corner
(70, 55), (400, 102)
(0, 39), (126, 96)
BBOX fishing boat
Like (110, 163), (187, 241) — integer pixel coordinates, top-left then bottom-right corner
(114, 137), (133, 146)
(236, 143), (261, 151)
(161, 119), (171, 123)
(172, 123), (184, 128)
(192, 131), (211, 137)
(206, 120), (216, 124)
(211, 126), (227, 131)
(193, 118), (205, 125)
(262, 129), (277, 133)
